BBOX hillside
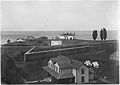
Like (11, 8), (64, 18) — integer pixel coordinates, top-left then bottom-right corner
(1, 39), (119, 84)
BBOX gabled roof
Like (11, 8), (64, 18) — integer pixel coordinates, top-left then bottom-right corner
(57, 61), (71, 69)
(50, 55), (94, 69)
(71, 59), (83, 69)
(50, 55), (71, 68)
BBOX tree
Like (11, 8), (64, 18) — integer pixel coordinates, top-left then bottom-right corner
(100, 28), (107, 41)
(7, 39), (10, 44)
(100, 29), (104, 40)
(1, 56), (23, 84)
(103, 28), (107, 40)
(92, 30), (98, 41)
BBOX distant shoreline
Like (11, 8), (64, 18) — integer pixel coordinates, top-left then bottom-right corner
(1, 31), (119, 45)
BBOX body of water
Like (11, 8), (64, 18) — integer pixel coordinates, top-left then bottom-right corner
(1, 30), (118, 45)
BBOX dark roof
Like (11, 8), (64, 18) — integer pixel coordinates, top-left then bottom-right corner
(71, 60), (83, 69)
(50, 55), (95, 70)
(60, 33), (74, 36)
(50, 55), (72, 68)
(88, 68), (95, 73)
(43, 66), (74, 79)
(57, 61), (71, 69)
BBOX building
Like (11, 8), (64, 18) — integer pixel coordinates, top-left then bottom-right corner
(43, 55), (74, 84)
(26, 35), (35, 40)
(50, 40), (62, 46)
(84, 60), (92, 66)
(39, 36), (48, 40)
(72, 60), (95, 83)
(92, 61), (99, 68)
(59, 33), (75, 40)
(43, 55), (95, 84)
(15, 38), (25, 42)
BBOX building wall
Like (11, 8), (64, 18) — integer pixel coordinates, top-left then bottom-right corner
(51, 41), (62, 46)
(24, 46), (89, 61)
(59, 36), (65, 39)
(59, 36), (74, 40)
(50, 74), (74, 84)
(72, 69), (77, 83)
(89, 74), (94, 80)
(48, 60), (51, 67)
(67, 36), (74, 40)
(58, 77), (75, 84)
(54, 63), (60, 73)
(61, 68), (72, 74)
(76, 65), (89, 83)
(48, 61), (60, 73)
(48, 60), (55, 70)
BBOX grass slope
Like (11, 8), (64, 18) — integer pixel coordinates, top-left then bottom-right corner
(1, 39), (119, 84)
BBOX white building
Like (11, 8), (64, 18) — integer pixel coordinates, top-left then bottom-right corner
(15, 38), (25, 42)
(84, 60), (92, 66)
(59, 33), (75, 40)
(92, 61), (99, 68)
(51, 40), (62, 46)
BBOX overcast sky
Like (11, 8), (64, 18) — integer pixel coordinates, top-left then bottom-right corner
(1, 0), (119, 31)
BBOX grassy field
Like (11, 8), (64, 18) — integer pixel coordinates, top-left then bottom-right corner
(1, 46), (33, 60)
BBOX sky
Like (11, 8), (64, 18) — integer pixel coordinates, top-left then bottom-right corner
(1, 0), (119, 31)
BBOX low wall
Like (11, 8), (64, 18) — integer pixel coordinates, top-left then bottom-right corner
(24, 46), (89, 61)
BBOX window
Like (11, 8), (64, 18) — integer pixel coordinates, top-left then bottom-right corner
(57, 68), (59, 73)
(81, 76), (85, 83)
(54, 66), (59, 73)
(81, 68), (84, 74)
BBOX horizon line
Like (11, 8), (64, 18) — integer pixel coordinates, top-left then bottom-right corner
(1, 29), (119, 32)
